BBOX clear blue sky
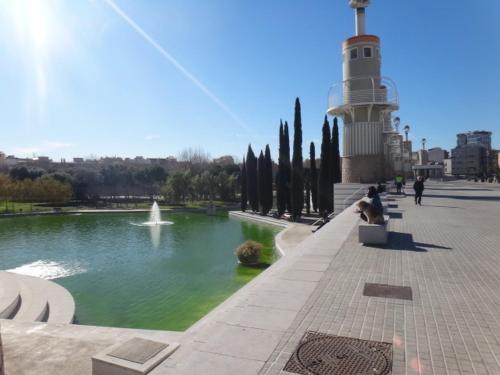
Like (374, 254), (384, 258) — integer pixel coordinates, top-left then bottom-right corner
(1, 0), (499, 161)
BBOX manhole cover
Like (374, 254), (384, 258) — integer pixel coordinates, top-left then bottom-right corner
(363, 283), (412, 301)
(283, 331), (392, 375)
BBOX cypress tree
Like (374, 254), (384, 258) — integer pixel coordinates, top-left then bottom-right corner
(332, 117), (341, 183)
(258, 150), (265, 214)
(264, 145), (273, 215)
(246, 145), (259, 212)
(283, 121), (291, 212)
(310, 142), (318, 212)
(240, 157), (247, 212)
(305, 168), (311, 215)
(276, 121), (286, 216)
(291, 98), (304, 221)
(318, 116), (332, 214)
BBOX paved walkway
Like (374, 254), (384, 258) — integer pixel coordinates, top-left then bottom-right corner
(262, 181), (500, 375)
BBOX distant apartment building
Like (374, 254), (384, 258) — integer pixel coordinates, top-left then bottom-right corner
(34, 156), (52, 168)
(213, 155), (234, 166)
(444, 158), (453, 176)
(451, 143), (487, 176)
(452, 130), (494, 177)
(412, 148), (445, 179)
(493, 149), (500, 175)
(427, 147), (447, 163)
(456, 131), (491, 149)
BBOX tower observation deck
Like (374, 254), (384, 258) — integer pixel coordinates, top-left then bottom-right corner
(327, 1), (400, 183)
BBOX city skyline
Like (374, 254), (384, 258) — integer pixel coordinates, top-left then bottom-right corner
(1, 0), (499, 160)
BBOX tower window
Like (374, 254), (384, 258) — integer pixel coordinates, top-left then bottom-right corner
(363, 47), (373, 58)
(350, 48), (358, 60)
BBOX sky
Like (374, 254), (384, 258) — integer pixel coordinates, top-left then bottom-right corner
(0, 0), (499, 161)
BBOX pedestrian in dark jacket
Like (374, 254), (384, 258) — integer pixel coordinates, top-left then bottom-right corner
(413, 176), (424, 205)
(367, 186), (384, 215)
(358, 186), (384, 222)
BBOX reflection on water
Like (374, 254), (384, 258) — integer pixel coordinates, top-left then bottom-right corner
(149, 224), (161, 249)
(6, 260), (86, 280)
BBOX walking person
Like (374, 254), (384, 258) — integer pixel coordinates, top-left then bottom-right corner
(395, 175), (403, 194)
(413, 176), (424, 205)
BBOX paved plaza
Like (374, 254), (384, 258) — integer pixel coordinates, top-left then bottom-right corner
(261, 181), (500, 375)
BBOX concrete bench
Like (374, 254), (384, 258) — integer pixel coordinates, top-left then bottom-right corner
(359, 215), (389, 245)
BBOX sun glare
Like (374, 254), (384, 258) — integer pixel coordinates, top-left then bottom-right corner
(3, 0), (67, 108)
(10, 0), (53, 52)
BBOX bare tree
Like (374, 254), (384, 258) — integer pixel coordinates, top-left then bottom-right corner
(178, 147), (211, 165)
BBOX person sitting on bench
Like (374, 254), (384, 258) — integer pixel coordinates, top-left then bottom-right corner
(357, 186), (383, 223)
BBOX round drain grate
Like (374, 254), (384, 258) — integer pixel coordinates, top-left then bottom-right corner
(285, 332), (392, 375)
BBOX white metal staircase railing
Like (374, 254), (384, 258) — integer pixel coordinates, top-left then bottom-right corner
(328, 76), (399, 113)
(311, 212), (336, 227)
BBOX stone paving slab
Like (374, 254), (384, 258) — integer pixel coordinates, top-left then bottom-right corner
(157, 349), (265, 375)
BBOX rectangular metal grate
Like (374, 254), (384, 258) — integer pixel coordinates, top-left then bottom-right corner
(283, 331), (392, 375)
(108, 337), (169, 364)
(363, 283), (412, 300)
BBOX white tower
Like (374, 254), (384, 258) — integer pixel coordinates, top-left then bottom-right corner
(327, 0), (399, 183)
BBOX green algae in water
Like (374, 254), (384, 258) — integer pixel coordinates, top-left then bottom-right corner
(0, 212), (279, 331)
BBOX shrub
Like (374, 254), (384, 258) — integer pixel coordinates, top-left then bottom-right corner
(235, 240), (263, 265)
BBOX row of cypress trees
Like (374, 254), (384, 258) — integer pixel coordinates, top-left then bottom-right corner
(317, 116), (341, 214)
(241, 144), (273, 215)
(276, 120), (291, 215)
(240, 97), (341, 220)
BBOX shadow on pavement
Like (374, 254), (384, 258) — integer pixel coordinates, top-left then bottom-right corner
(423, 194), (500, 202)
(422, 204), (463, 209)
(429, 188), (492, 192)
(388, 212), (402, 219)
(373, 232), (452, 252)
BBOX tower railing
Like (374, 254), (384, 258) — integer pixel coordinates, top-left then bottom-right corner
(327, 76), (399, 115)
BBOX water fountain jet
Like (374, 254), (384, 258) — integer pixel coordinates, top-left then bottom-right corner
(131, 201), (173, 227)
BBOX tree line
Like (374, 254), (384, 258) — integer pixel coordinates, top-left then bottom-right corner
(240, 98), (341, 221)
(3, 157), (240, 204)
(0, 174), (73, 210)
(5, 164), (168, 200)
(160, 165), (239, 204)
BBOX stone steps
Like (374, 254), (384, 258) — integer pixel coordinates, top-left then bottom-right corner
(0, 271), (21, 319)
(46, 280), (75, 324)
(0, 271), (75, 324)
(14, 274), (51, 322)
(334, 183), (369, 214)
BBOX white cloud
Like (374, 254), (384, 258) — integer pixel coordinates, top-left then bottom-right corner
(145, 135), (160, 141)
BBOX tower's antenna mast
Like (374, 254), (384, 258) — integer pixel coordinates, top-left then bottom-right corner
(349, 0), (370, 36)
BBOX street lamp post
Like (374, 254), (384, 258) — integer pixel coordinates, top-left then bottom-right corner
(404, 125), (410, 142)
(393, 117), (400, 133)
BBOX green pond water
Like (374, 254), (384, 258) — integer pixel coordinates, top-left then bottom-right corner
(0, 212), (279, 331)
